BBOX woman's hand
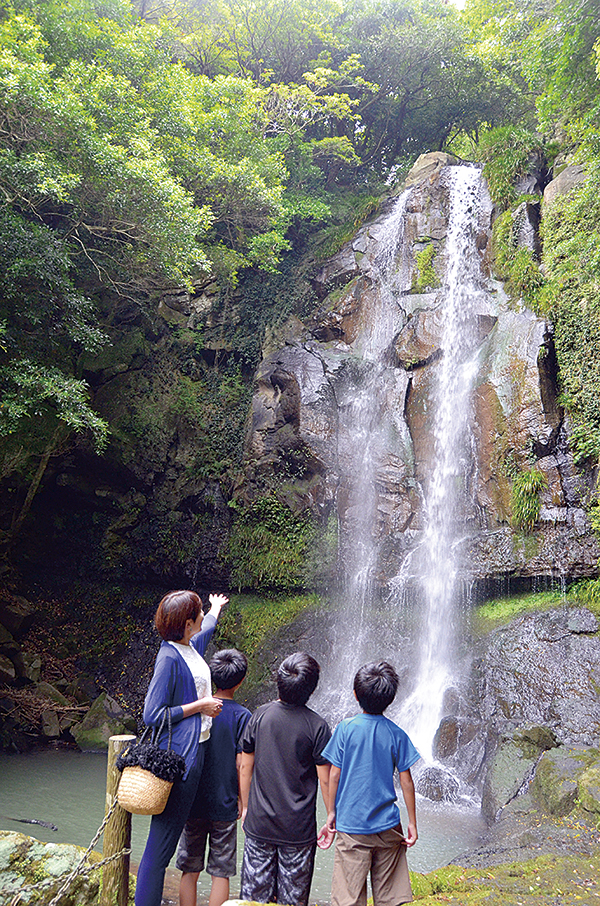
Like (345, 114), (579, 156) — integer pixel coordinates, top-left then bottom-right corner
(196, 696), (223, 718)
(180, 696), (223, 720)
(208, 593), (228, 618)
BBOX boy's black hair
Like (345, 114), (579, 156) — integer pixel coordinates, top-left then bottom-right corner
(277, 652), (320, 706)
(209, 649), (248, 690)
(354, 661), (399, 714)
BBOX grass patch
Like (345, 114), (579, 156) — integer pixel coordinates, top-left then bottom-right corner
(470, 582), (600, 637)
(470, 590), (570, 637)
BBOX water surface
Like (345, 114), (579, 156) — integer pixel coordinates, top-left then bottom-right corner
(0, 749), (486, 903)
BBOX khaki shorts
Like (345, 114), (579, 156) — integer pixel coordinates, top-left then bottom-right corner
(331, 824), (412, 906)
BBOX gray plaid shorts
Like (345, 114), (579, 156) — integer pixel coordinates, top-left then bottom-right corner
(176, 817), (237, 877)
(240, 833), (317, 906)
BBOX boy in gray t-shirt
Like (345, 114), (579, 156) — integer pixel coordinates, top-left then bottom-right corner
(239, 652), (331, 906)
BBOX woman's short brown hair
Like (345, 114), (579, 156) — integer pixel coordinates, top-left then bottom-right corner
(154, 590), (202, 641)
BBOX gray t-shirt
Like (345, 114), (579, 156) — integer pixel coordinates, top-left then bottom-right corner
(242, 700), (331, 845)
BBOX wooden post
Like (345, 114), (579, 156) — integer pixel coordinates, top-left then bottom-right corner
(101, 734), (135, 906)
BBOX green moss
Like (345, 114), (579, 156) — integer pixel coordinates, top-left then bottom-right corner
(491, 209), (544, 306)
(409, 851), (600, 903)
(539, 151), (600, 483)
(217, 593), (319, 657)
(471, 582), (600, 638)
(215, 592), (321, 692)
(226, 495), (319, 591)
(411, 242), (438, 293)
(470, 590), (567, 637)
(410, 865), (473, 898)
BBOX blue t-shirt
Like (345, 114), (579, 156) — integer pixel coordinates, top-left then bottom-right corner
(194, 698), (251, 821)
(321, 713), (420, 835)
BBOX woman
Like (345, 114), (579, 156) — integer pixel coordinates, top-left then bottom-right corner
(135, 589), (227, 906)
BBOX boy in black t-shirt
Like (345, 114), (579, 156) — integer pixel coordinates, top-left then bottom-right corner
(177, 649), (251, 906)
(239, 652), (331, 906)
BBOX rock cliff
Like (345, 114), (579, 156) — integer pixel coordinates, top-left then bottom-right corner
(243, 152), (599, 585)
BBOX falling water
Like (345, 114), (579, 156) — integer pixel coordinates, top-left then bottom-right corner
(313, 189), (414, 720)
(397, 166), (490, 758)
(315, 166), (492, 768)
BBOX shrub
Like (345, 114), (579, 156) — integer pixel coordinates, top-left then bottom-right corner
(511, 468), (547, 532)
(477, 125), (544, 209)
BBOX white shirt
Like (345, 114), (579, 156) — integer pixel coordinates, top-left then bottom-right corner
(169, 641), (212, 741)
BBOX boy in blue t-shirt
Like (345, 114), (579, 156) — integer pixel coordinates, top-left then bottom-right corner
(177, 649), (251, 906)
(319, 662), (420, 906)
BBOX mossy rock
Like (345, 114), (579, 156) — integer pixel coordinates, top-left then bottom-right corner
(578, 764), (600, 814)
(0, 830), (101, 905)
(482, 726), (558, 821)
(35, 681), (70, 707)
(71, 692), (136, 751)
(531, 746), (593, 816)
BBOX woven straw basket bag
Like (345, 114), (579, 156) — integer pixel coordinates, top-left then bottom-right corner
(117, 766), (173, 815)
(117, 709), (185, 816)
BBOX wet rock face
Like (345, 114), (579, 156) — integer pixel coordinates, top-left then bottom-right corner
(244, 152), (599, 583)
(432, 607), (600, 800)
(478, 608), (600, 748)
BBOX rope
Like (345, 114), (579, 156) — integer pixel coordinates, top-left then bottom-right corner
(8, 796), (131, 906)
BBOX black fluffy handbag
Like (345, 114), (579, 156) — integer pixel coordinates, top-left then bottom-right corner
(116, 709), (186, 815)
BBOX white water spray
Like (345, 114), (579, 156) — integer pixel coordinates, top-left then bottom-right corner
(314, 189), (413, 720)
(315, 166), (493, 766)
(398, 166), (489, 758)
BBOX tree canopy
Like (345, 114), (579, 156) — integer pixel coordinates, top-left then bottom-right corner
(2, 0), (600, 557)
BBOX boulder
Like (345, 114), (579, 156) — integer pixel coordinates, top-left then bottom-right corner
(481, 725), (558, 822)
(0, 595), (36, 638)
(530, 746), (592, 816)
(477, 609), (600, 748)
(578, 764), (600, 815)
(22, 652), (42, 683)
(543, 164), (587, 207)
(403, 151), (458, 188)
(71, 692), (136, 751)
(35, 682), (70, 707)
(0, 653), (16, 684)
(0, 830), (102, 905)
(41, 709), (61, 739)
(414, 765), (460, 802)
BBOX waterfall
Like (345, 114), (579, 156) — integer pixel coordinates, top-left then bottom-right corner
(313, 188), (414, 721)
(314, 165), (492, 769)
(397, 166), (489, 759)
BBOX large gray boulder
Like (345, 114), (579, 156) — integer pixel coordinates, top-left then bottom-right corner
(543, 164), (587, 207)
(71, 693), (136, 751)
(0, 831), (102, 905)
(481, 725), (558, 821)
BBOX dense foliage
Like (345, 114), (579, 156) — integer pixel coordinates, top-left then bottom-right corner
(2, 0), (600, 578)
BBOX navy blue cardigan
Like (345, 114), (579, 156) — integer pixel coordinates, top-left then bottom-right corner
(143, 614), (216, 779)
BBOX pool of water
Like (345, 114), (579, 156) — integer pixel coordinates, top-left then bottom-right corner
(0, 749), (486, 903)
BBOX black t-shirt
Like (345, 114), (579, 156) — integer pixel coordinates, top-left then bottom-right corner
(242, 700), (331, 845)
